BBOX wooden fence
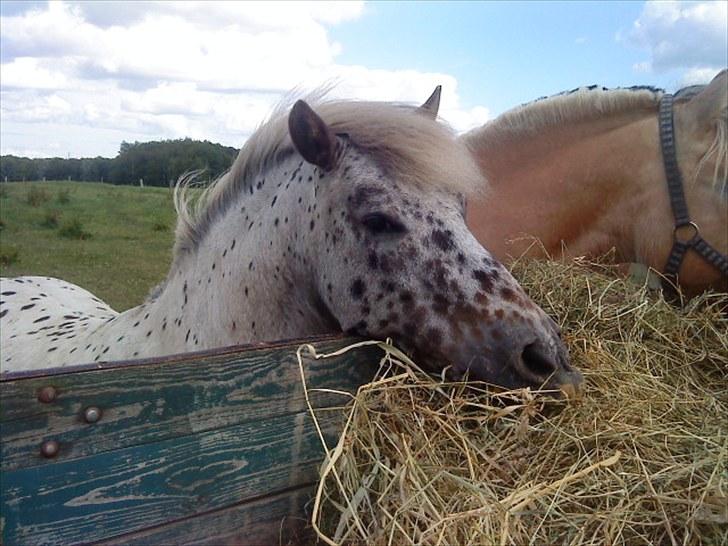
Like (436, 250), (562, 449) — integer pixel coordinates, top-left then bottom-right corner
(1, 335), (381, 545)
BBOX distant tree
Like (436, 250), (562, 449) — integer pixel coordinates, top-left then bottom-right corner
(0, 156), (39, 181)
(0, 138), (237, 184)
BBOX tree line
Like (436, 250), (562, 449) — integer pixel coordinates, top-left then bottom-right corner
(0, 138), (238, 186)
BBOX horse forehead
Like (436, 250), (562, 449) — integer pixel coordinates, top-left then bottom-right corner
(341, 147), (456, 206)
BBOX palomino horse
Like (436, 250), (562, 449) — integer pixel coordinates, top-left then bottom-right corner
(463, 70), (727, 297)
(0, 90), (582, 393)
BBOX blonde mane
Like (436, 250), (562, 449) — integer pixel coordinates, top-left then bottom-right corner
(173, 95), (485, 261)
(468, 86), (663, 142)
(465, 84), (727, 196)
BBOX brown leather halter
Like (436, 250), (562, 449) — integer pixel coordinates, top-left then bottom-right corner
(658, 93), (728, 289)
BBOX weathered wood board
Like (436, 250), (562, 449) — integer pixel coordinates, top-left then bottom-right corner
(1, 335), (381, 545)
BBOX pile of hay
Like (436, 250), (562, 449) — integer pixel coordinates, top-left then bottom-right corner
(301, 258), (727, 546)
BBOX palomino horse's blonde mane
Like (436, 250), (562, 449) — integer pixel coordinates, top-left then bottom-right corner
(467, 84), (727, 197)
(173, 95), (485, 262)
(472, 85), (664, 140)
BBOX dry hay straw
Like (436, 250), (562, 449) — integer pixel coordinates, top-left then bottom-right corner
(298, 257), (727, 546)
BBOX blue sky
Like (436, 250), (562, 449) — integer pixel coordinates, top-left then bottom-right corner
(1, 1), (725, 158)
(330, 2), (652, 111)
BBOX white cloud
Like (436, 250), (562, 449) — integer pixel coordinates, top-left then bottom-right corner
(1, 57), (72, 89)
(0, 1), (489, 158)
(632, 61), (652, 73)
(679, 67), (721, 87)
(1, 91), (72, 122)
(627, 1), (727, 79)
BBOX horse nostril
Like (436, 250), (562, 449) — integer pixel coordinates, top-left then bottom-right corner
(521, 342), (557, 378)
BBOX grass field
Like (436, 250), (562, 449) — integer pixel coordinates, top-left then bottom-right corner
(0, 181), (177, 310)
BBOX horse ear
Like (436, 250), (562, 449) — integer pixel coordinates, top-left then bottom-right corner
(684, 69), (727, 127)
(288, 100), (336, 171)
(419, 85), (442, 118)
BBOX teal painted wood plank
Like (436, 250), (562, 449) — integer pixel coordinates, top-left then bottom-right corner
(0, 336), (367, 421)
(1, 337), (380, 472)
(2, 409), (344, 545)
(99, 485), (315, 546)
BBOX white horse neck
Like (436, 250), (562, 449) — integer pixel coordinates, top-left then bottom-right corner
(72, 155), (334, 365)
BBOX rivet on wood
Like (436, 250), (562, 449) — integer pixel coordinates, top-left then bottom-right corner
(38, 386), (57, 403)
(84, 406), (102, 424)
(40, 440), (60, 458)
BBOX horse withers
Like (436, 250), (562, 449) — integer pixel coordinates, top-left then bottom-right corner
(464, 70), (728, 297)
(1, 89), (581, 394)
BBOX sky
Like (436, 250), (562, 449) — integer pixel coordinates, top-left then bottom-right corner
(0, 0), (726, 159)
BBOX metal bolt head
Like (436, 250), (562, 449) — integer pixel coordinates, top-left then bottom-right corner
(40, 440), (60, 458)
(38, 386), (57, 403)
(83, 406), (102, 423)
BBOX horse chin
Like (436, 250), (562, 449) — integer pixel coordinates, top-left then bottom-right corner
(405, 348), (499, 386)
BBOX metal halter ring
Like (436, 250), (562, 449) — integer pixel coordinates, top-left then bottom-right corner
(673, 221), (700, 244)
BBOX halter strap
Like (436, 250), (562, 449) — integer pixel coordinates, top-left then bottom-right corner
(658, 94), (728, 286)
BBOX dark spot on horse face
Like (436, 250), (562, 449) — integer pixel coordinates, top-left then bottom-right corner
(399, 291), (413, 306)
(373, 252), (395, 274)
(431, 229), (455, 252)
(429, 260), (450, 289)
(380, 280), (396, 293)
(432, 293), (449, 315)
(350, 185), (382, 209)
(500, 287), (516, 302)
(350, 278), (366, 299)
(368, 251), (379, 270)
(473, 269), (496, 293)
(20, 303), (36, 310)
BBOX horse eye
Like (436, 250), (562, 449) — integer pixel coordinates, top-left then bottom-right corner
(362, 213), (406, 235)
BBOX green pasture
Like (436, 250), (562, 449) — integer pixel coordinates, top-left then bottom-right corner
(0, 181), (177, 310)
